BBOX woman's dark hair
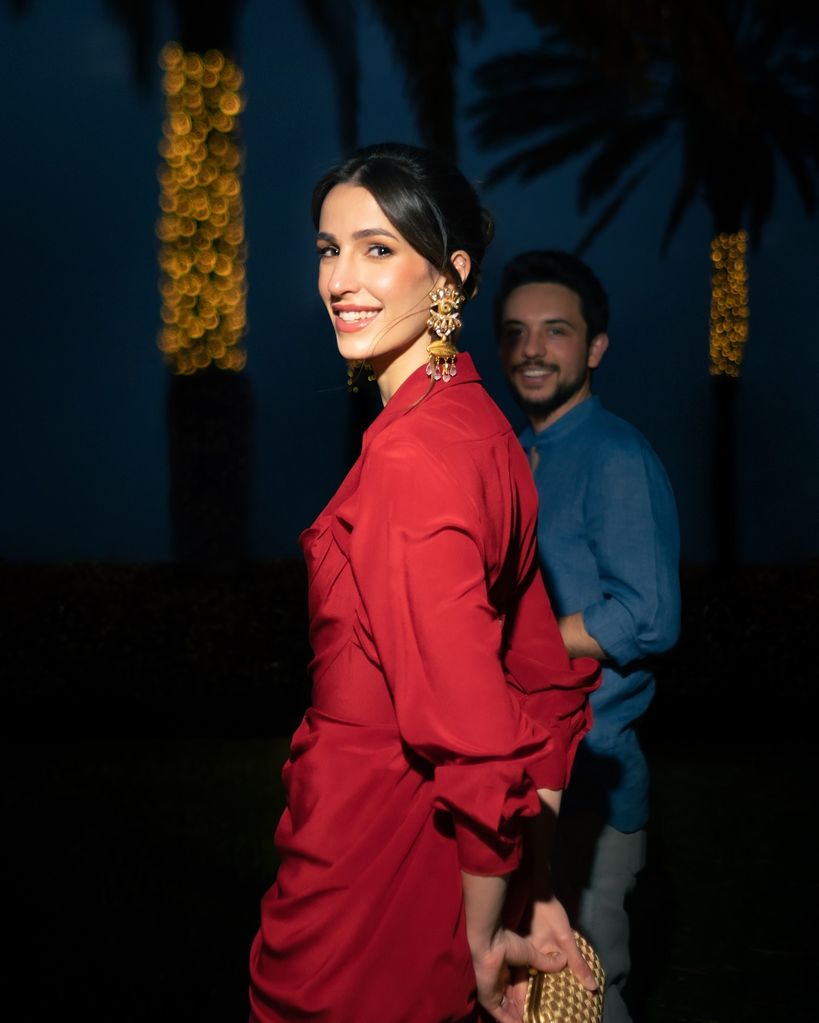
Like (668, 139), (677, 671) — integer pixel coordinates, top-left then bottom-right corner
(311, 142), (494, 302)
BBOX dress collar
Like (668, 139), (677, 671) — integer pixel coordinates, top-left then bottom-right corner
(362, 351), (482, 448)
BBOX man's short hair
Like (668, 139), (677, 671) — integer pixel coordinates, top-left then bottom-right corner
(494, 250), (610, 344)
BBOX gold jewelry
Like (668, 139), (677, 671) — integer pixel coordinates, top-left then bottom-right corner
(347, 359), (374, 393)
(426, 284), (464, 383)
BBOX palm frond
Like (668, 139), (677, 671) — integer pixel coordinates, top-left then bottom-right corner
(473, 48), (593, 91)
(471, 63), (637, 151)
(469, 0), (819, 257)
(747, 143), (776, 245)
(103, 0), (156, 89)
(574, 163), (654, 255)
(472, 91), (615, 150)
(303, 0), (359, 152)
(660, 141), (703, 253)
(773, 141), (818, 216)
(365, 0), (485, 158)
(756, 81), (819, 214)
(483, 121), (614, 186)
(578, 113), (670, 210)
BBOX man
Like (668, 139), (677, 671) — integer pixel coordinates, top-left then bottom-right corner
(495, 250), (680, 1023)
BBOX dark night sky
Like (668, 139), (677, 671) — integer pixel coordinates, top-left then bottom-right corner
(3, 0), (817, 564)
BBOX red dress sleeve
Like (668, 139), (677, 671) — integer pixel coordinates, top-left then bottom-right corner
(503, 557), (598, 791)
(344, 434), (599, 876)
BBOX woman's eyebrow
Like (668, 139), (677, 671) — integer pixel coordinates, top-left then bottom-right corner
(316, 227), (400, 243)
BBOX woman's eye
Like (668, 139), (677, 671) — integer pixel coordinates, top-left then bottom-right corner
(368, 244), (392, 257)
(316, 246), (337, 259)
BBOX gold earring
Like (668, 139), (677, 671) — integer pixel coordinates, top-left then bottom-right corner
(426, 284), (464, 383)
(347, 359), (374, 393)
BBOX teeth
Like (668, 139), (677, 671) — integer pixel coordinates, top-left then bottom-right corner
(337, 310), (378, 322)
(522, 368), (550, 376)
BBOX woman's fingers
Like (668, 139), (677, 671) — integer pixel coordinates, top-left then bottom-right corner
(526, 896), (599, 991)
(564, 939), (598, 991)
(527, 943), (567, 974)
(505, 974), (529, 1018)
(474, 926), (597, 1022)
(487, 990), (525, 1023)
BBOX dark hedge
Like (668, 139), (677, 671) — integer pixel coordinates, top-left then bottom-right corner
(2, 560), (815, 738)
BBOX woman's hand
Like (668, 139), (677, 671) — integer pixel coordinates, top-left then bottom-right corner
(471, 927), (566, 1023)
(526, 894), (599, 991)
(461, 867), (596, 1021)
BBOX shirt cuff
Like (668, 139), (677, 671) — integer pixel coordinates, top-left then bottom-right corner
(583, 598), (642, 666)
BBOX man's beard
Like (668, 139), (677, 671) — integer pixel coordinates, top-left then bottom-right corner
(509, 362), (587, 422)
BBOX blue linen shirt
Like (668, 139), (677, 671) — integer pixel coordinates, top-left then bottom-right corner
(520, 396), (680, 831)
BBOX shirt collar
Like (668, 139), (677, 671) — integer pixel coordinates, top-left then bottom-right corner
(519, 394), (601, 451)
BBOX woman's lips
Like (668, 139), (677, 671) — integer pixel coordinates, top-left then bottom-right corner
(332, 308), (381, 333)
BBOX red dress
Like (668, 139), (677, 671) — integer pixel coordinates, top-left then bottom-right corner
(249, 355), (599, 1023)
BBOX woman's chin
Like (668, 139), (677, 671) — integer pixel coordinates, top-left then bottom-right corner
(337, 337), (376, 363)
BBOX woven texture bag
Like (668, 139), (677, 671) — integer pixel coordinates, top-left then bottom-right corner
(523, 931), (606, 1023)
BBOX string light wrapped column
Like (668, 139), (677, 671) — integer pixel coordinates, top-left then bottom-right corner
(157, 43), (248, 375)
(708, 229), (749, 377)
(157, 42), (252, 564)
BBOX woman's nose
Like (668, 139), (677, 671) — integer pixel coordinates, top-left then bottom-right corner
(328, 254), (358, 297)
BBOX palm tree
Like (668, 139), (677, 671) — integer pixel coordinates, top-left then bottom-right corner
(106, 0), (252, 567)
(36, 0), (484, 555)
(303, 0), (360, 154)
(470, 0), (819, 566)
(365, 0), (485, 162)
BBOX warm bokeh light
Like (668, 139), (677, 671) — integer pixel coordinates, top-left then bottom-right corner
(709, 230), (749, 377)
(157, 42), (248, 375)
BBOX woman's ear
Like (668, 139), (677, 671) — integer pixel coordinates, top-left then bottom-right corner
(450, 249), (471, 286)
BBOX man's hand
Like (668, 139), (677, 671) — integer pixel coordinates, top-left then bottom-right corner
(557, 612), (607, 661)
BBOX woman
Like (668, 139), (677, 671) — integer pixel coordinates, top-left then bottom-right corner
(249, 142), (600, 1023)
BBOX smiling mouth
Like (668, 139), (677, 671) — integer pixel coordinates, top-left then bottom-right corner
(336, 309), (379, 322)
(517, 364), (556, 379)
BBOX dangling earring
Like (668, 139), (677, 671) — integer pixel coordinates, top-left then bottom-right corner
(426, 284), (464, 382)
(347, 359), (374, 393)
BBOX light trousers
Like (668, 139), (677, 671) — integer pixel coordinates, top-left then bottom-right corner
(554, 818), (647, 1023)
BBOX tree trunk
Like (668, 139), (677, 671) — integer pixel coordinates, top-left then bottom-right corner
(161, 4), (251, 567)
(711, 375), (739, 569)
(708, 228), (747, 569)
(168, 368), (252, 568)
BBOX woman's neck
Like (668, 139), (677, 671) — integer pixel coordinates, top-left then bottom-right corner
(371, 336), (429, 405)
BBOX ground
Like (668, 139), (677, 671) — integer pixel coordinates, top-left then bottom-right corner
(2, 561), (815, 1020)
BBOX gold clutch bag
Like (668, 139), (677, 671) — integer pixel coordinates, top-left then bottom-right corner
(523, 931), (606, 1023)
